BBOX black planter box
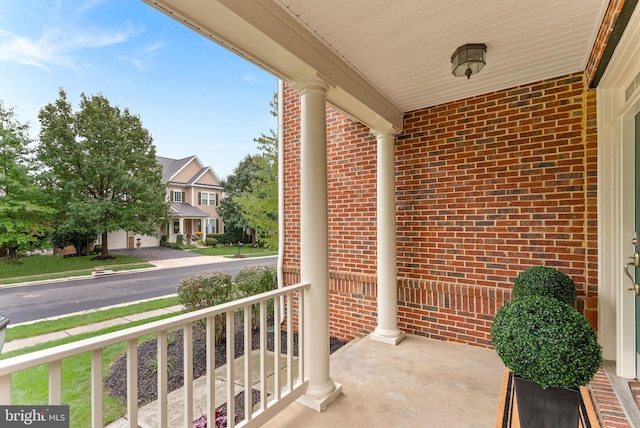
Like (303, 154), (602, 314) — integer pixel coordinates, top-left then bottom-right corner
(514, 376), (579, 428)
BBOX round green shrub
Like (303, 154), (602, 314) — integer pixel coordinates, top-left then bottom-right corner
(513, 266), (577, 306)
(491, 295), (601, 389)
(205, 237), (218, 246)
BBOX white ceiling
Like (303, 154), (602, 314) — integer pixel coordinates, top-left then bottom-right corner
(144, 0), (609, 131)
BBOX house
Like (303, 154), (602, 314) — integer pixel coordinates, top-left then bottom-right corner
(157, 155), (224, 244)
(100, 155), (224, 249)
(3, 1), (640, 426)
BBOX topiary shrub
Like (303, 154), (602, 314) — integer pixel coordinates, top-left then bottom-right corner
(513, 265), (577, 306)
(176, 234), (184, 245)
(205, 237), (218, 246)
(491, 295), (601, 389)
(234, 266), (277, 330)
(177, 271), (234, 344)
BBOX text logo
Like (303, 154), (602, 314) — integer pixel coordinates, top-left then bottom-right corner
(0, 406), (69, 428)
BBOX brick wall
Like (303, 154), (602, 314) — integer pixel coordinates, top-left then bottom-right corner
(282, 71), (598, 346)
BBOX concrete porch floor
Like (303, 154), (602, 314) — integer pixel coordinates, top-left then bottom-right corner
(263, 334), (507, 428)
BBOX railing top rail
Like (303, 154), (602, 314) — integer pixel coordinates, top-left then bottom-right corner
(0, 281), (309, 375)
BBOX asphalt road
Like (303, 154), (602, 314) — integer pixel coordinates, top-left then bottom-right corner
(0, 256), (277, 324)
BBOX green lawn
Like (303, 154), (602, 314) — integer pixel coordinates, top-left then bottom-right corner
(193, 246), (278, 257)
(6, 296), (181, 341)
(0, 254), (152, 284)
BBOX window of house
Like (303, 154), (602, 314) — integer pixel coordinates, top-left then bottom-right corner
(173, 221), (179, 233)
(199, 192), (218, 206)
(206, 218), (218, 234)
(172, 191), (184, 203)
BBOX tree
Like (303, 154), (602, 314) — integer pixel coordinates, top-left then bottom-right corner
(0, 102), (54, 259)
(218, 154), (263, 243)
(219, 93), (279, 248)
(235, 128), (278, 248)
(37, 89), (169, 258)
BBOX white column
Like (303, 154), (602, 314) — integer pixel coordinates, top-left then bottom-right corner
(370, 129), (406, 345)
(178, 218), (184, 236)
(294, 74), (342, 411)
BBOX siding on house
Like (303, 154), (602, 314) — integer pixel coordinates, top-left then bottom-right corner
(282, 72), (598, 347)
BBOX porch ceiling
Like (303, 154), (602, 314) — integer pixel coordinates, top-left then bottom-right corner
(143, 0), (608, 131)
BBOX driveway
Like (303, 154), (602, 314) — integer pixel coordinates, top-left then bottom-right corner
(110, 246), (202, 261)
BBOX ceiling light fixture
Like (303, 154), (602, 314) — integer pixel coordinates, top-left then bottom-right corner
(451, 43), (487, 79)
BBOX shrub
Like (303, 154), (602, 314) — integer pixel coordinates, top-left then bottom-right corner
(205, 237), (218, 246)
(513, 266), (577, 306)
(208, 234), (226, 245)
(491, 295), (601, 389)
(160, 235), (168, 246)
(177, 271), (234, 344)
(176, 234), (184, 245)
(93, 245), (102, 255)
(234, 266), (277, 329)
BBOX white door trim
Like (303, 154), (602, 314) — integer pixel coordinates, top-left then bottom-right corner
(597, 4), (640, 378)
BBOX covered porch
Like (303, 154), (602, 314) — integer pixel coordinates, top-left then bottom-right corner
(3, 0), (640, 426)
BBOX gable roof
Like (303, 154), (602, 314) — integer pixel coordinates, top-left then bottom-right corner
(157, 155), (221, 185)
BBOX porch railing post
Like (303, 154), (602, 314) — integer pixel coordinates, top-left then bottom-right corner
(293, 72), (342, 411)
(371, 128), (406, 345)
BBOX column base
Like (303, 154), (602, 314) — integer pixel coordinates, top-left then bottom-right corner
(297, 382), (343, 412)
(370, 328), (406, 345)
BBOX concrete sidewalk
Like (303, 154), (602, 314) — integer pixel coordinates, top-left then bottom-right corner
(4, 304), (184, 353)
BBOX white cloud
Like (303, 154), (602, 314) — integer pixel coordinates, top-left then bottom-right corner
(0, 23), (141, 71)
(117, 40), (164, 71)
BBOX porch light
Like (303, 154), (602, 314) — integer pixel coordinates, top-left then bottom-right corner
(451, 43), (487, 79)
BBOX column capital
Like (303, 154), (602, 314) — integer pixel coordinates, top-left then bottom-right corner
(291, 71), (332, 94)
(371, 127), (399, 140)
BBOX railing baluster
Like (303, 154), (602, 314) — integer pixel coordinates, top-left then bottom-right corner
(298, 291), (304, 384)
(183, 323), (193, 427)
(243, 304), (252, 422)
(91, 349), (103, 428)
(49, 360), (61, 405)
(157, 330), (168, 428)
(206, 316), (215, 428)
(127, 338), (138, 427)
(0, 374), (11, 404)
(287, 292), (293, 392)
(273, 297), (281, 401)
(226, 310), (236, 428)
(259, 299), (267, 410)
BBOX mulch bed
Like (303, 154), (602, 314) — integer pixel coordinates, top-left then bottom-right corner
(105, 315), (346, 422)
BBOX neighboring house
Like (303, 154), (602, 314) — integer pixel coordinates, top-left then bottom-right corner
(101, 156), (223, 249)
(157, 156), (224, 244)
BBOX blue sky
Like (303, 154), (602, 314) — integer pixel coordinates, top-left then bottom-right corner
(0, 0), (278, 179)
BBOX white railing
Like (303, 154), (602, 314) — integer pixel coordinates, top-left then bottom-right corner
(0, 282), (310, 428)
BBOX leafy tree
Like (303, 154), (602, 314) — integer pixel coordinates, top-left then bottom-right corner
(0, 102), (54, 259)
(218, 154), (263, 243)
(219, 93), (279, 248)
(235, 128), (278, 248)
(37, 89), (169, 258)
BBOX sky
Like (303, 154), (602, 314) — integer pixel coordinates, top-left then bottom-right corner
(0, 0), (278, 180)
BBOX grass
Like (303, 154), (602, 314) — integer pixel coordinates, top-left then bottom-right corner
(6, 296), (181, 341)
(0, 254), (152, 284)
(3, 305), (185, 427)
(193, 246), (278, 257)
